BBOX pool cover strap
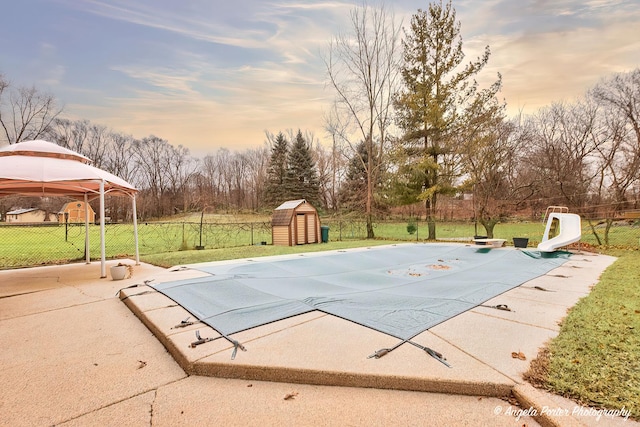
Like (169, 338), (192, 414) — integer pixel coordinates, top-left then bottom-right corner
(368, 339), (451, 367)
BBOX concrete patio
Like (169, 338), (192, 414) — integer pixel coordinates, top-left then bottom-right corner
(0, 245), (635, 426)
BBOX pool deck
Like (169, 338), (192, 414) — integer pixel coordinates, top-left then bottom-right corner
(0, 244), (635, 426)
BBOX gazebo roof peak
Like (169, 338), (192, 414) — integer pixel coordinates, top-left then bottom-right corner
(0, 140), (93, 164)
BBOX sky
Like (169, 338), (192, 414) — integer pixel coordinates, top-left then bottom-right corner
(1, 0), (639, 156)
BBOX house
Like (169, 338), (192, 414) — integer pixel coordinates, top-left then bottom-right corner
(271, 199), (321, 246)
(58, 201), (96, 223)
(5, 208), (58, 223)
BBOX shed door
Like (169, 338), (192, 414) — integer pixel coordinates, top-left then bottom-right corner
(296, 214), (306, 244)
(307, 214), (316, 243)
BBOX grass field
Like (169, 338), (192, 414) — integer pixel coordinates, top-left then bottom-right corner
(1, 218), (638, 269)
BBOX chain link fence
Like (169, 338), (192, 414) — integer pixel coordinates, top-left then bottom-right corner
(1, 216), (638, 269)
(0, 221), (272, 269)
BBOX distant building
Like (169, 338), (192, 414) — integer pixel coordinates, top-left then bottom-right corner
(5, 208), (58, 223)
(58, 201), (96, 223)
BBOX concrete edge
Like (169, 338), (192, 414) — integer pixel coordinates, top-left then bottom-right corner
(118, 284), (609, 426)
(120, 290), (194, 373)
(119, 288), (514, 399)
(188, 361), (514, 398)
(513, 383), (586, 427)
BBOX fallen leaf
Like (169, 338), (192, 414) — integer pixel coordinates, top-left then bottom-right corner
(284, 391), (298, 401)
(511, 351), (526, 360)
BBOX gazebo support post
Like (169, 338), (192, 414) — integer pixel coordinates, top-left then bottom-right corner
(132, 194), (140, 265)
(100, 180), (106, 278)
(84, 193), (90, 264)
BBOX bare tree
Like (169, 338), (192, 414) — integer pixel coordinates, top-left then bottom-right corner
(313, 140), (345, 212)
(244, 146), (269, 211)
(324, 2), (400, 238)
(0, 80), (62, 144)
(590, 68), (640, 243)
(166, 144), (198, 214)
(131, 136), (173, 217)
(52, 118), (111, 167)
(103, 131), (138, 222)
(522, 101), (603, 209)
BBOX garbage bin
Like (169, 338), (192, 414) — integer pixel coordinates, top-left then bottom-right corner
(321, 225), (330, 243)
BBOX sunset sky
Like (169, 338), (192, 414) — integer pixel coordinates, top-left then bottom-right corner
(1, 0), (638, 155)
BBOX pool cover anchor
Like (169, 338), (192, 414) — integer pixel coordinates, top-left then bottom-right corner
(479, 303), (513, 312)
(173, 316), (196, 329)
(189, 330), (246, 360)
(368, 340), (451, 368)
(190, 330), (215, 348)
(409, 341), (451, 368)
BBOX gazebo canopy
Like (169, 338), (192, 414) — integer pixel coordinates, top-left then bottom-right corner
(0, 140), (139, 277)
(0, 140), (136, 199)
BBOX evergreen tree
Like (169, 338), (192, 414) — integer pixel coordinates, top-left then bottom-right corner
(263, 132), (289, 208)
(393, 0), (500, 239)
(339, 141), (383, 214)
(285, 130), (320, 206)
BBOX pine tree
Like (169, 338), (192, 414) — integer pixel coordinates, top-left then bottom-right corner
(263, 132), (289, 208)
(393, 0), (499, 239)
(340, 141), (382, 213)
(285, 130), (320, 206)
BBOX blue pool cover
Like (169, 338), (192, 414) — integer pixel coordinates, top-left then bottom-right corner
(153, 244), (569, 340)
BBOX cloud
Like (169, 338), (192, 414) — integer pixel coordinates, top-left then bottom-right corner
(37, 0), (640, 154)
(460, 0), (640, 115)
(61, 0), (274, 49)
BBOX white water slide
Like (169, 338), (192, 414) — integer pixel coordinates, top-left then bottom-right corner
(537, 212), (582, 252)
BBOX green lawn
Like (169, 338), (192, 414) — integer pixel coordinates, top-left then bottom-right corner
(526, 250), (640, 419)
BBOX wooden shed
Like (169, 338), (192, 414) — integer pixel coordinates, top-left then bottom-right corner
(58, 201), (96, 223)
(272, 199), (320, 246)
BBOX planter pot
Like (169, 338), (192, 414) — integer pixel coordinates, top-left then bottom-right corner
(110, 265), (128, 281)
(513, 237), (529, 248)
(110, 264), (132, 280)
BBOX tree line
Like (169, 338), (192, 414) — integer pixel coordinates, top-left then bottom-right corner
(1, 0), (639, 240)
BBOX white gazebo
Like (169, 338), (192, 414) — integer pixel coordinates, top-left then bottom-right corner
(0, 140), (139, 278)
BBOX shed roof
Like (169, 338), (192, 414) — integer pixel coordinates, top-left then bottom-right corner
(7, 208), (39, 215)
(275, 199), (307, 210)
(272, 209), (293, 227)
